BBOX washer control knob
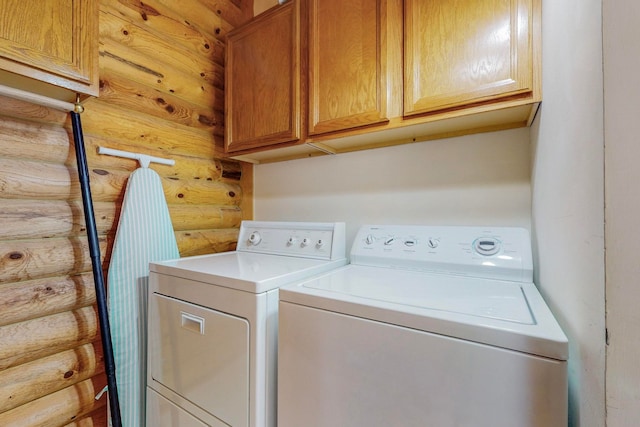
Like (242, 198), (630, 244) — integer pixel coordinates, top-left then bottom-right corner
(287, 237), (297, 246)
(301, 238), (311, 247)
(474, 237), (501, 256)
(427, 238), (439, 249)
(316, 239), (325, 248)
(384, 237), (395, 246)
(248, 231), (262, 246)
(365, 234), (375, 245)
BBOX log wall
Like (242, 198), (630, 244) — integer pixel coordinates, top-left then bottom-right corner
(0, 0), (253, 425)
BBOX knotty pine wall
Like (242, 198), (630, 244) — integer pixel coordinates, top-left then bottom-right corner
(0, 0), (253, 425)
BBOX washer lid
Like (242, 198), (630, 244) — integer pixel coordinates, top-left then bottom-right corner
(150, 252), (347, 294)
(280, 265), (568, 360)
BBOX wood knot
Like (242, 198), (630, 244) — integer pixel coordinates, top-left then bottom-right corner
(9, 252), (23, 260)
(63, 371), (74, 379)
(177, 193), (184, 198)
(228, 191), (236, 198)
(93, 169), (109, 176)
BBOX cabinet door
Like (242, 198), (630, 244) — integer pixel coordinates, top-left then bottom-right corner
(0, 0), (98, 100)
(308, 0), (390, 136)
(404, 0), (533, 116)
(225, 1), (302, 153)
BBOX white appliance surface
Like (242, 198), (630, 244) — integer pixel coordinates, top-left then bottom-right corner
(150, 251), (346, 294)
(278, 225), (569, 427)
(147, 221), (347, 427)
(286, 264), (567, 360)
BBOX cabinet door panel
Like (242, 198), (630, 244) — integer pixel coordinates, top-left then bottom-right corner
(309, 0), (389, 136)
(225, 1), (301, 153)
(404, 0), (532, 116)
(0, 0), (97, 97)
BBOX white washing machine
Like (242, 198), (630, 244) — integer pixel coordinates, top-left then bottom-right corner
(278, 225), (569, 427)
(146, 221), (346, 427)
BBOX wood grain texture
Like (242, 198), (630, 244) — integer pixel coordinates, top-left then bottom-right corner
(404, 0), (533, 115)
(0, 342), (104, 412)
(0, 0), (99, 98)
(225, 0), (303, 152)
(308, 0), (389, 135)
(0, 377), (107, 427)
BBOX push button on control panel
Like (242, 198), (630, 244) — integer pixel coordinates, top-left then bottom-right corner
(473, 237), (501, 256)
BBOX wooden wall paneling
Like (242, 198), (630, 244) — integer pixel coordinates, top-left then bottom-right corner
(99, 10), (224, 85)
(0, 237), (106, 286)
(80, 101), (222, 157)
(0, 200), (115, 240)
(103, 0), (222, 62)
(0, 376), (107, 427)
(0, 342), (104, 413)
(98, 40), (224, 114)
(0, 94), (70, 125)
(99, 69), (222, 133)
(175, 228), (241, 257)
(0, 0), (251, 423)
(0, 306), (98, 371)
(0, 273), (96, 327)
(169, 204), (242, 231)
(0, 115), (70, 163)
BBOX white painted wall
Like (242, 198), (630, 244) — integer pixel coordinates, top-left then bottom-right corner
(530, 0), (605, 426)
(603, 0), (640, 425)
(255, 128), (532, 251)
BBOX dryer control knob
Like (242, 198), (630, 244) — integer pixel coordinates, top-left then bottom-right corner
(427, 238), (439, 249)
(248, 231), (262, 246)
(287, 237), (298, 246)
(301, 238), (311, 247)
(473, 237), (501, 256)
(365, 234), (375, 245)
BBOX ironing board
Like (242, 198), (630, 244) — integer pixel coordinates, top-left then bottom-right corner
(107, 167), (180, 426)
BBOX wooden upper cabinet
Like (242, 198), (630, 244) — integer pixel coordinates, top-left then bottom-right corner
(225, 0), (302, 153)
(404, 0), (533, 116)
(0, 0), (99, 101)
(308, 0), (390, 136)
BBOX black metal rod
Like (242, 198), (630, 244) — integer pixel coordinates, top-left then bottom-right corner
(70, 110), (122, 427)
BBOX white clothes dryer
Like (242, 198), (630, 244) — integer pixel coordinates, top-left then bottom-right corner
(146, 221), (346, 427)
(278, 225), (568, 427)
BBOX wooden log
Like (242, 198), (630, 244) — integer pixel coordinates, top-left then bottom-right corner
(101, 0), (221, 64)
(0, 94), (70, 126)
(0, 115), (70, 164)
(80, 101), (221, 158)
(153, 0), (238, 41)
(0, 273), (96, 327)
(162, 176), (243, 206)
(0, 306), (99, 371)
(0, 158), (79, 201)
(64, 406), (107, 427)
(0, 342), (104, 413)
(0, 200), (115, 240)
(176, 228), (239, 257)
(0, 376), (107, 427)
(84, 134), (230, 178)
(0, 237), (106, 284)
(100, 10), (225, 89)
(97, 39), (224, 113)
(98, 69), (223, 132)
(196, 0), (253, 28)
(168, 204), (242, 231)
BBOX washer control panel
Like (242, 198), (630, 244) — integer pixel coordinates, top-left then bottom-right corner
(238, 221), (346, 260)
(351, 225), (532, 282)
